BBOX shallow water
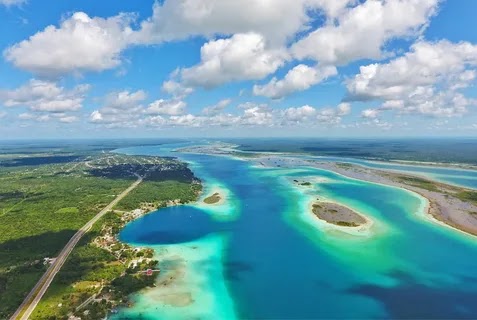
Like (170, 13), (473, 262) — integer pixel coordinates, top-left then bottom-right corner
(114, 143), (477, 319)
(303, 155), (477, 189)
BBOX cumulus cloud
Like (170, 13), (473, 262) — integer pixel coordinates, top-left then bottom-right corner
(347, 40), (477, 117)
(103, 90), (146, 110)
(4, 1), (354, 77)
(281, 105), (317, 123)
(253, 64), (337, 99)
(135, 0), (354, 46)
(316, 103), (351, 124)
(280, 103), (351, 125)
(89, 90), (147, 126)
(179, 33), (288, 88)
(90, 98), (353, 129)
(146, 99), (186, 116)
(0, 79), (89, 113)
(89, 110), (103, 123)
(361, 109), (380, 119)
(18, 112), (79, 123)
(202, 99), (231, 115)
(90, 89), (188, 126)
(292, 0), (439, 65)
(161, 80), (194, 98)
(4, 12), (135, 77)
(104, 90), (147, 111)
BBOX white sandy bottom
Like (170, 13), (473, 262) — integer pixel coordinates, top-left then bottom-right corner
(114, 234), (237, 320)
(287, 177), (376, 238)
(195, 181), (239, 221)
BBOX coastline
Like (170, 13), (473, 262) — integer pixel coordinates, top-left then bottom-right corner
(307, 161), (477, 238)
(306, 199), (374, 236)
(113, 234), (237, 320)
(111, 180), (237, 318)
(252, 154), (477, 238)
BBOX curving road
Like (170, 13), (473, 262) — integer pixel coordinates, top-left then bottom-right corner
(10, 176), (143, 320)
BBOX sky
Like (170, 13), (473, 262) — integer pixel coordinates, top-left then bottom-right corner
(0, 0), (476, 139)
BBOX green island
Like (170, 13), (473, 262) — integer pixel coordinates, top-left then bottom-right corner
(311, 202), (366, 227)
(0, 148), (201, 319)
(203, 192), (222, 204)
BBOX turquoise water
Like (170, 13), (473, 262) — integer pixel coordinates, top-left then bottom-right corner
(114, 144), (477, 319)
(303, 155), (477, 189)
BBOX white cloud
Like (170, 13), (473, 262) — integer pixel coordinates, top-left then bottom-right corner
(0, 0), (25, 6)
(0, 79), (89, 112)
(90, 110), (103, 123)
(347, 40), (477, 117)
(135, 0), (354, 46)
(316, 103), (351, 124)
(179, 33), (288, 88)
(89, 90), (147, 125)
(4, 12), (135, 77)
(146, 99), (186, 116)
(58, 115), (78, 123)
(162, 80), (194, 98)
(103, 90), (146, 111)
(202, 99), (231, 115)
(18, 112), (78, 123)
(253, 64), (337, 99)
(362, 109), (380, 119)
(282, 105), (316, 123)
(278, 103), (353, 125)
(292, 0), (439, 65)
(90, 99), (354, 129)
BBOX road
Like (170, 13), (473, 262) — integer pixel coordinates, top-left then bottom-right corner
(10, 176), (143, 320)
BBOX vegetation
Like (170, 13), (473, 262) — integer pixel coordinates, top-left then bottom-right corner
(0, 150), (201, 319)
(31, 212), (158, 320)
(455, 191), (477, 204)
(336, 221), (359, 227)
(118, 180), (201, 211)
(203, 192), (221, 204)
(395, 175), (440, 192)
(312, 202), (365, 227)
(335, 162), (354, 169)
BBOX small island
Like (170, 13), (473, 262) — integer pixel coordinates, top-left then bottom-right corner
(311, 202), (366, 227)
(203, 192), (222, 205)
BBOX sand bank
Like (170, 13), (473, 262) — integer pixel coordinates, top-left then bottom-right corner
(311, 201), (367, 227)
(307, 161), (477, 237)
(114, 235), (237, 319)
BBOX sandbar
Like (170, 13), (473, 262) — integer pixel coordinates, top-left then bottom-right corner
(311, 201), (367, 227)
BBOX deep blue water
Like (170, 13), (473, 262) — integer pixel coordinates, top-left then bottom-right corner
(117, 143), (477, 319)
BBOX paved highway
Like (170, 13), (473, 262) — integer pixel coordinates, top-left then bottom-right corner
(10, 176), (143, 320)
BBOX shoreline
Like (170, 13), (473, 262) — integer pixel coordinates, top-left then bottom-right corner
(306, 199), (374, 236)
(310, 201), (367, 227)
(112, 182), (236, 317)
(202, 189), (226, 206)
(253, 155), (477, 238)
(307, 161), (477, 238)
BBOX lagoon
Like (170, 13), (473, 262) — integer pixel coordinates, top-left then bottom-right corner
(114, 143), (477, 319)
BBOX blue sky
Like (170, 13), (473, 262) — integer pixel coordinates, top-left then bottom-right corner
(0, 0), (476, 139)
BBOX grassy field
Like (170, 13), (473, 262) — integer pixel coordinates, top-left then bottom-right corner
(0, 152), (201, 319)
